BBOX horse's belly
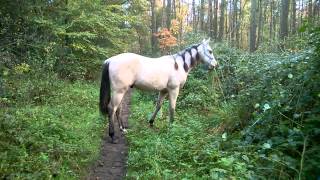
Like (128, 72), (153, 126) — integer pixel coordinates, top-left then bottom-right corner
(134, 74), (168, 91)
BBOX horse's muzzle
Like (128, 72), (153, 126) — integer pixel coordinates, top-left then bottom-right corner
(208, 64), (218, 70)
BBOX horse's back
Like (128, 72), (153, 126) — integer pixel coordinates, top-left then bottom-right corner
(105, 53), (177, 91)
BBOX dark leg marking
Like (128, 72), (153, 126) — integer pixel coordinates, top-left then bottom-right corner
(149, 90), (167, 126)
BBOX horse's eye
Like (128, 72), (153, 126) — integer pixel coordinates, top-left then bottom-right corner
(209, 50), (212, 54)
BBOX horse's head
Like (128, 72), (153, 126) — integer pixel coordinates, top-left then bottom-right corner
(198, 38), (218, 69)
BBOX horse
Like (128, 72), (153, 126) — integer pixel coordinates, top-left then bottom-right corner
(99, 38), (218, 143)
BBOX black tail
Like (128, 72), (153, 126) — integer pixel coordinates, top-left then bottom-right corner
(99, 63), (110, 115)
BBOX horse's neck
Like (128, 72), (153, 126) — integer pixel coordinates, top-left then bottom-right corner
(175, 48), (198, 73)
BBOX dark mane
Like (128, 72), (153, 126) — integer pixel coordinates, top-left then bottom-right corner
(176, 44), (201, 72)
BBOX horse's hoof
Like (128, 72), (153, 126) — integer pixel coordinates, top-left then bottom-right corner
(120, 128), (128, 134)
(110, 136), (117, 144)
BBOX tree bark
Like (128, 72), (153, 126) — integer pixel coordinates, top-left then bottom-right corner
(308, 0), (313, 22)
(280, 0), (289, 40)
(213, 0), (218, 39)
(200, 0), (205, 31)
(192, 0), (197, 32)
(162, 0), (166, 28)
(270, 0), (273, 42)
(291, 0), (296, 34)
(151, 0), (157, 54)
(257, 0), (263, 47)
(218, 0), (225, 41)
(166, 0), (172, 28)
(228, 0), (232, 42)
(249, 0), (257, 52)
(172, 0), (176, 19)
(208, 0), (213, 37)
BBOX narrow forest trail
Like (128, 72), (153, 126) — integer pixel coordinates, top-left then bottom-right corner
(88, 90), (131, 180)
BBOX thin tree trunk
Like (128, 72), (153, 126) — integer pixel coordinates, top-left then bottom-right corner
(172, 0), (176, 19)
(213, 0), (218, 39)
(162, 0), (166, 28)
(151, 0), (157, 54)
(218, 0), (225, 41)
(300, 0), (303, 29)
(225, 1), (228, 37)
(308, 0), (313, 22)
(228, 0), (232, 42)
(200, 0), (205, 31)
(208, 0), (213, 37)
(292, 0), (296, 34)
(236, 0), (241, 47)
(280, 0), (290, 40)
(178, 0), (183, 46)
(257, 0), (263, 47)
(249, 0), (257, 52)
(192, 0), (197, 32)
(270, 0), (273, 42)
(166, 0), (172, 28)
(233, 0), (238, 46)
(261, 0), (266, 43)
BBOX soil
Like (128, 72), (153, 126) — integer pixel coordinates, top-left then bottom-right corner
(87, 90), (131, 180)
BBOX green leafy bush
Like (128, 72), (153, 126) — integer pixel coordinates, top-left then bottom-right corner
(0, 75), (105, 179)
(126, 29), (320, 179)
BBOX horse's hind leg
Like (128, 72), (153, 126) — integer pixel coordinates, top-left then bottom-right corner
(149, 90), (167, 127)
(108, 90), (126, 143)
(116, 104), (127, 133)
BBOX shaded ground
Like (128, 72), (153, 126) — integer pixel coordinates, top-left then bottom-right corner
(87, 90), (131, 180)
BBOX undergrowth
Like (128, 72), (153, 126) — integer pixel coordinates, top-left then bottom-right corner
(0, 74), (104, 179)
(126, 30), (320, 179)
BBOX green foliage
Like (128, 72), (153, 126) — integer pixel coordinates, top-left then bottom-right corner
(0, 74), (104, 179)
(127, 91), (254, 179)
(126, 30), (320, 179)
(0, 0), (142, 80)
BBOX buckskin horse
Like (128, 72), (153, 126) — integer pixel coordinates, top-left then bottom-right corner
(99, 38), (218, 143)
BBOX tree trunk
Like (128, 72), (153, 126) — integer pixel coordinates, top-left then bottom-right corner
(270, 0), (273, 41)
(291, 0), (296, 34)
(166, 0), (172, 28)
(257, 0), (263, 47)
(151, 0), (157, 54)
(218, 0), (226, 41)
(162, 0), (166, 28)
(200, 0), (205, 31)
(178, 0), (183, 46)
(308, 0), (313, 22)
(280, 0), (289, 40)
(228, 0), (232, 42)
(233, 0), (238, 46)
(213, 0), (218, 39)
(172, 0), (176, 19)
(249, 0), (257, 52)
(208, 0), (213, 37)
(192, 0), (197, 32)
(300, 0), (303, 29)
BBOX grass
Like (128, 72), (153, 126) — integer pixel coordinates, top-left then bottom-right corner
(0, 77), (105, 179)
(126, 90), (254, 179)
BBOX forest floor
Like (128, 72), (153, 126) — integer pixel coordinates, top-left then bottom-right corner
(87, 90), (132, 180)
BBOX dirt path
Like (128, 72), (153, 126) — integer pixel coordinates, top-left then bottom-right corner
(87, 90), (131, 180)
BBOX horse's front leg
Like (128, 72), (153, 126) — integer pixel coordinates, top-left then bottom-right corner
(149, 90), (167, 127)
(168, 88), (179, 124)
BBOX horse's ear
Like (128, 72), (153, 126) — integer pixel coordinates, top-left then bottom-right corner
(202, 38), (210, 44)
